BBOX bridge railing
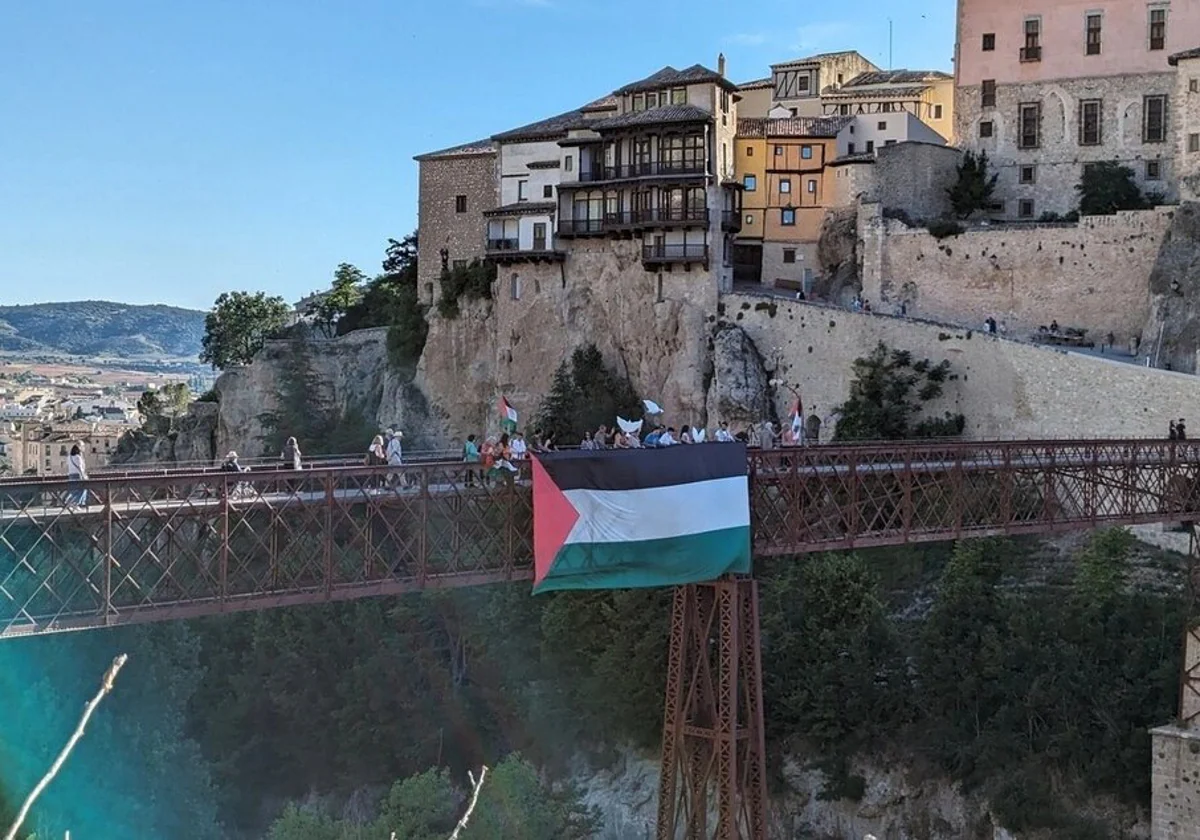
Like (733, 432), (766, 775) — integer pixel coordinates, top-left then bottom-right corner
(0, 460), (535, 637)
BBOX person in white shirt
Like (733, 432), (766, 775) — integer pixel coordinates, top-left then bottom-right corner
(385, 429), (404, 487)
(67, 444), (88, 507)
(510, 432), (528, 460)
(659, 427), (678, 446)
(715, 421), (734, 443)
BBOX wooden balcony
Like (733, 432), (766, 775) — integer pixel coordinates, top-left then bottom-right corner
(642, 243), (709, 269)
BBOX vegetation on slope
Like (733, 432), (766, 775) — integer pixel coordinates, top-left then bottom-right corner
(0, 301), (206, 359)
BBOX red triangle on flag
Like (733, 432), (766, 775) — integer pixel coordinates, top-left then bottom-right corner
(532, 455), (580, 586)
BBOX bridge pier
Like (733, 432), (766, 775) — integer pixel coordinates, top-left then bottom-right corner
(656, 578), (768, 840)
(1150, 527), (1200, 840)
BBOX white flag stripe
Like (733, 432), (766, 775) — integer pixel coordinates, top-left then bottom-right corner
(561, 476), (749, 546)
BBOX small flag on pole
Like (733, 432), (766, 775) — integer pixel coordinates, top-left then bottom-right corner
(499, 396), (518, 432)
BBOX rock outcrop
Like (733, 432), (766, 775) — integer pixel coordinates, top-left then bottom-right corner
(1144, 203), (1200, 373)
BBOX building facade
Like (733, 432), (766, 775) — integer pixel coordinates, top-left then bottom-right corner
(553, 64), (743, 288)
(821, 70), (956, 142)
(9, 422), (122, 477)
(955, 0), (1200, 218)
(739, 52), (880, 119)
(1173, 48), (1200, 201)
(413, 140), (498, 305)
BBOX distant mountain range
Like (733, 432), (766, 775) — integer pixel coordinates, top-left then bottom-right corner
(0, 301), (206, 360)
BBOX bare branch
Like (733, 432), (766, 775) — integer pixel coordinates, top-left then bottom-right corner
(448, 765), (488, 840)
(3, 654), (129, 840)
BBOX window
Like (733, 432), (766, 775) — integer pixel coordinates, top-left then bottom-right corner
(982, 32), (995, 50)
(745, 213), (754, 225)
(1190, 133), (1200, 153)
(656, 274), (664, 302)
(783, 249), (796, 264)
(1079, 99), (1102, 145)
(1086, 13), (1102, 55)
(1018, 102), (1041, 148)
(533, 222), (547, 250)
(790, 107), (798, 117)
(774, 145), (783, 156)
(510, 274), (521, 300)
(632, 93), (645, 111)
(670, 87), (688, 105)
(801, 145), (813, 159)
(517, 180), (528, 201)
(452, 259), (467, 271)
(847, 142), (856, 154)
(866, 140), (875, 153)
(839, 103), (850, 115)
(982, 79), (996, 108)
(1149, 7), (1166, 50)
(780, 178), (792, 194)
(1191, 79), (1199, 93)
(721, 90), (730, 112)
(1143, 95), (1167, 142)
(646, 92), (658, 108)
(1020, 165), (1036, 184)
(1018, 199), (1035, 218)
(743, 174), (757, 191)
(747, 146), (754, 157)
(806, 178), (817, 193)
(1022, 18), (1041, 61)
(564, 155), (574, 172)
(455, 195), (467, 213)
(837, 73), (844, 85)
(877, 120), (888, 130)
(1146, 159), (1162, 179)
(885, 139), (897, 146)
(933, 104), (944, 119)
(797, 76), (810, 92)
(781, 208), (796, 225)
(543, 185), (554, 199)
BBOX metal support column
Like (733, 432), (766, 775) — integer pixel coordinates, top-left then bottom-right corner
(656, 578), (768, 839)
(1181, 526), (1200, 726)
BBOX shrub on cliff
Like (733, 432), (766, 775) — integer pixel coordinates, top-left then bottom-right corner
(946, 150), (998, 219)
(437, 259), (495, 319)
(534, 344), (642, 443)
(1077, 161), (1149, 216)
(337, 234), (430, 374)
(833, 342), (965, 441)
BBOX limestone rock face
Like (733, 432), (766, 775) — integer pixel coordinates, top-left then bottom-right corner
(816, 206), (861, 306)
(1144, 203), (1200, 373)
(110, 402), (219, 465)
(705, 321), (773, 427)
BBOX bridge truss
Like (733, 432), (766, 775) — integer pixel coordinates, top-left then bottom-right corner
(2, 438), (1199, 838)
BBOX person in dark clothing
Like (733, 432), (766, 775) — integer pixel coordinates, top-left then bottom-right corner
(1170, 421), (1178, 441)
(1178, 419), (1188, 440)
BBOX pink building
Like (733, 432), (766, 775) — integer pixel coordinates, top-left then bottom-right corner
(954, 0), (1200, 217)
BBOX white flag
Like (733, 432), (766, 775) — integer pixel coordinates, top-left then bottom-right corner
(693, 428), (707, 443)
(643, 399), (663, 415)
(617, 416), (643, 435)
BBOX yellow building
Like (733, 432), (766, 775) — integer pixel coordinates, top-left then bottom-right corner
(733, 117), (849, 291)
(820, 70), (954, 143)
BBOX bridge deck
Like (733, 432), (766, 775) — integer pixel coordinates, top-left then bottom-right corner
(1, 439), (1198, 638)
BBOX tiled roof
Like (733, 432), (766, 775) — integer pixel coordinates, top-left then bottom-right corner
(483, 201), (557, 217)
(772, 50), (870, 69)
(737, 116), (853, 138)
(737, 77), (772, 90)
(825, 85), (931, 99)
(614, 64), (738, 95)
(582, 94), (619, 112)
(413, 138), (496, 162)
(590, 104), (714, 130)
(1169, 47), (1200, 64)
(491, 108), (592, 143)
(829, 152), (876, 166)
(843, 69), (951, 87)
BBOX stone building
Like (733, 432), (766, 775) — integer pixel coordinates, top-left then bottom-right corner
(954, 0), (1200, 218)
(413, 139), (498, 305)
(1172, 47), (1200, 201)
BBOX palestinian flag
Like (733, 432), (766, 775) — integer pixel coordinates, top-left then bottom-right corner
(531, 443), (751, 594)
(498, 396), (518, 433)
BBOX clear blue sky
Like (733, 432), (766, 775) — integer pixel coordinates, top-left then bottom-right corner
(0, 0), (953, 310)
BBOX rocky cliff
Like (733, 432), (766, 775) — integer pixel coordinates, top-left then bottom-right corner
(1144, 203), (1200, 373)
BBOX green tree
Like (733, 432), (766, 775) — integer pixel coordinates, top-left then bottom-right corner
(534, 344), (642, 443)
(265, 804), (341, 840)
(310, 263), (366, 338)
(372, 768), (460, 840)
(462, 755), (601, 840)
(833, 342), (965, 441)
(946, 150), (998, 219)
(200, 291), (291, 370)
(1077, 160), (1148, 216)
(136, 381), (192, 435)
(338, 234), (429, 375)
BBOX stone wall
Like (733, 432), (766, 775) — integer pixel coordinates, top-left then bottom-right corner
(957, 72), (1178, 218)
(416, 150), (498, 306)
(829, 142), (960, 220)
(725, 292), (1200, 441)
(1176, 55), (1200, 203)
(859, 201), (1175, 342)
(1151, 723), (1200, 840)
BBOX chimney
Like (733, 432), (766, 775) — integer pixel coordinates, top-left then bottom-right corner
(718, 53), (726, 77)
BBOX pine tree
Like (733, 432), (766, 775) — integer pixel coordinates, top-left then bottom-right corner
(946, 150), (998, 219)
